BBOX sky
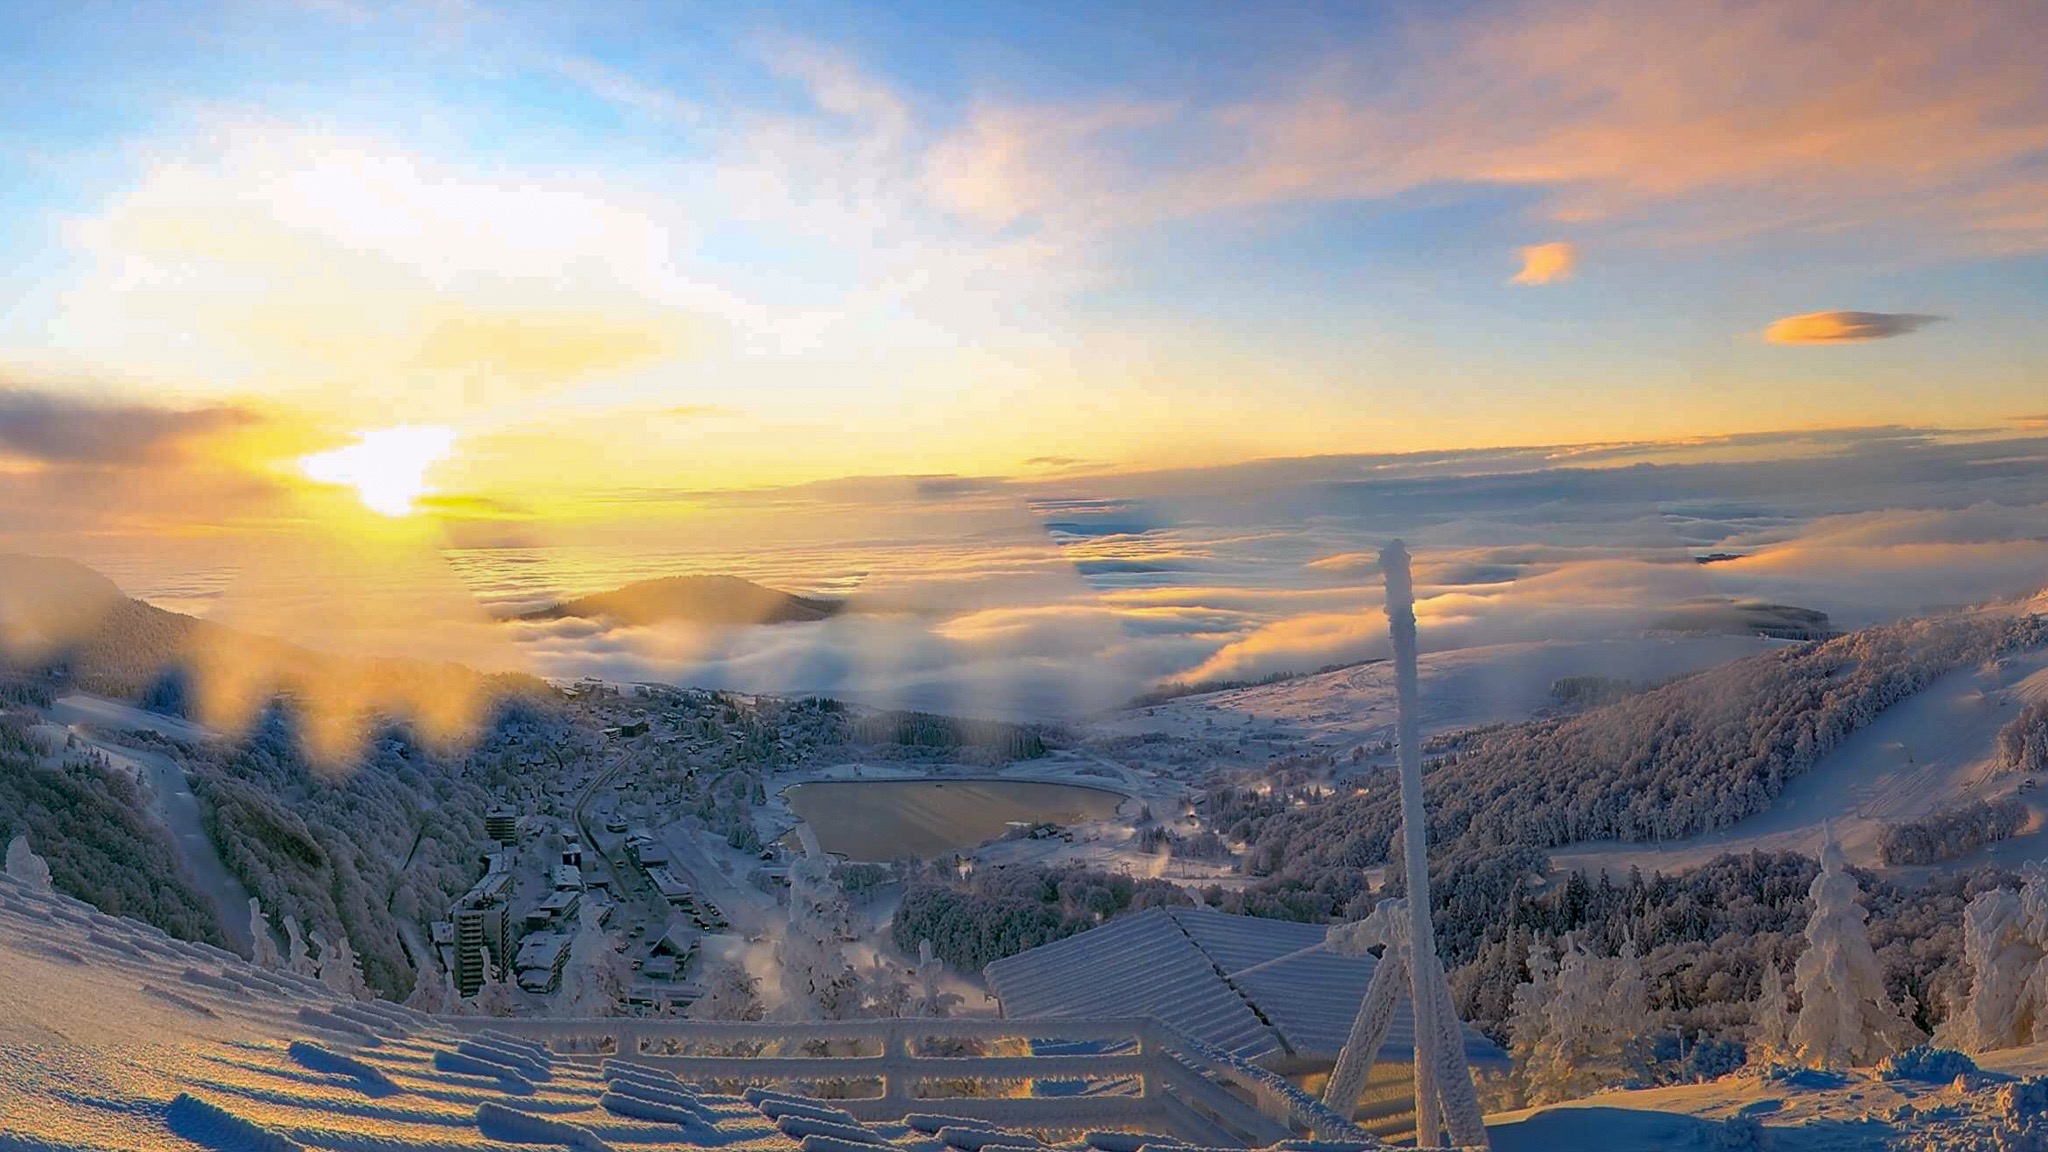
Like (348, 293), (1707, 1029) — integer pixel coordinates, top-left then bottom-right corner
(1, 1), (2046, 716)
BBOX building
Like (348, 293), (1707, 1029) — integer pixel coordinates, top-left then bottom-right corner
(484, 807), (519, 845)
(983, 906), (1508, 1143)
(537, 888), (582, 926)
(648, 867), (693, 905)
(651, 921), (700, 969)
(513, 931), (572, 993)
(627, 837), (669, 869)
(449, 854), (516, 997)
(451, 902), (510, 997)
(551, 863), (583, 891)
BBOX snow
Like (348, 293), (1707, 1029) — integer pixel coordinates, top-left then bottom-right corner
(1505, 935), (1653, 1105)
(1785, 833), (1922, 1068)
(16, 866), (2048, 1151)
(1551, 647), (2048, 877)
(44, 694), (255, 950)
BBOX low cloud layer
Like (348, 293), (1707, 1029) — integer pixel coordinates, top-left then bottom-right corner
(18, 423), (2048, 721)
(1764, 311), (1945, 345)
(442, 428), (2048, 716)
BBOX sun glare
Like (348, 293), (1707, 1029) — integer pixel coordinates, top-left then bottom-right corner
(298, 424), (456, 516)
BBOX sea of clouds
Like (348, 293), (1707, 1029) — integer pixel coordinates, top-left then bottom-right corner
(452, 428), (2048, 719)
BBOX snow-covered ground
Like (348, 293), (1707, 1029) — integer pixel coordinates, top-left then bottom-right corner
(1551, 648), (2048, 877)
(9, 869), (2048, 1152)
(1492, 1049), (2048, 1151)
(41, 692), (253, 950)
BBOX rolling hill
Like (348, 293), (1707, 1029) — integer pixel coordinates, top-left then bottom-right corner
(515, 574), (845, 626)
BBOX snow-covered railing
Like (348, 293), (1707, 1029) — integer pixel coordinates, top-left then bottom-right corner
(439, 1015), (1376, 1146)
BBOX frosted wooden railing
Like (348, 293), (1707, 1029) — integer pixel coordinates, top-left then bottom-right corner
(439, 1014), (1372, 1146)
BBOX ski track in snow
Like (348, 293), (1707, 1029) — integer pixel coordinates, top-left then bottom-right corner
(1551, 649), (2048, 877)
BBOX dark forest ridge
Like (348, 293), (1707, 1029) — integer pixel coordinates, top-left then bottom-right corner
(513, 574), (845, 626)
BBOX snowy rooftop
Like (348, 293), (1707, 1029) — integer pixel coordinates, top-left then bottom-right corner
(985, 907), (1507, 1067)
(0, 873), (1385, 1152)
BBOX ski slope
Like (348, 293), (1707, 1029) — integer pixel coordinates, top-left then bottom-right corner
(41, 693), (253, 949)
(1552, 648), (2048, 877)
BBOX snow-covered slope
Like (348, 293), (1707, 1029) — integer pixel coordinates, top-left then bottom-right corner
(0, 873), (1370, 1151)
(14, 868), (2048, 1151)
(1551, 647), (2048, 877)
(1492, 1052), (2048, 1151)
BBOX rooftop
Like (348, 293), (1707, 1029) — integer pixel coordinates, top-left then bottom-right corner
(985, 906), (1507, 1067)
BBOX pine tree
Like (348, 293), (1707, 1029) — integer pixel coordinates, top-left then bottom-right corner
(284, 915), (317, 978)
(1505, 939), (1557, 1103)
(1787, 832), (1921, 1067)
(473, 971), (520, 1017)
(1752, 958), (1794, 1062)
(691, 962), (765, 1021)
(5, 834), (51, 892)
(1947, 878), (2048, 1052)
(247, 897), (282, 970)
(404, 963), (451, 1014)
(908, 939), (962, 1018)
(313, 928), (372, 1001)
(1508, 934), (1650, 1105)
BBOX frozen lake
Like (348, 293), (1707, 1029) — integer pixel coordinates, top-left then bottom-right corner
(783, 778), (1127, 861)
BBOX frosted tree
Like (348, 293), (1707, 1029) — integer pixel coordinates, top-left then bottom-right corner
(690, 961), (765, 1021)
(247, 897), (282, 970)
(313, 928), (372, 1001)
(560, 901), (629, 1018)
(1752, 958), (1795, 1062)
(404, 963), (455, 1014)
(1944, 873), (2048, 1052)
(472, 971), (520, 1017)
(907, 940), (962, 1018)
(779, 851), (859, 1018)
(1505, 939), (1557, 1094)
(283, 915), (318, 978)
(859, 959), (910, 1019)
(1507, 934), (1650, 1105)
(5, 834), (52, 892)
(1787, 832), (1921, 1067)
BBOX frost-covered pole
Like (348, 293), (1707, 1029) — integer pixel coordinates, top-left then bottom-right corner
(1382, 541), (1488, 1149)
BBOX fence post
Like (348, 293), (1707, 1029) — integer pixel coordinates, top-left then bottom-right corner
(881, 1020), (909, 1106)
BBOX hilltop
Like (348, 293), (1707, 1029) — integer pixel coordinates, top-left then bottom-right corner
(515, 574), (845, 626)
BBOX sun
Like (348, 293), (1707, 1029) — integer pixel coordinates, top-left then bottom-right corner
(298, 425), (456, 517)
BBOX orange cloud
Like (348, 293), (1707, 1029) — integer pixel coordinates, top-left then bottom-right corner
(1511, 241), (1577, 285)
(1764, 311), (1943, 345)
(922, 1), (2048, 252)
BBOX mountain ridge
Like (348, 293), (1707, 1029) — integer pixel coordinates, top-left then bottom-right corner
(513, 573), (845, 626)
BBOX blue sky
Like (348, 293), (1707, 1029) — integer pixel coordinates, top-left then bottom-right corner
(0, 0), (2044, 506)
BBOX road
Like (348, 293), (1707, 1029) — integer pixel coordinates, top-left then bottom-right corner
(573, 755), (636, 901)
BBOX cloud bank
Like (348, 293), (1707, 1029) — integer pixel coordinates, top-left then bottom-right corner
(393, 427), (2048, 717)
